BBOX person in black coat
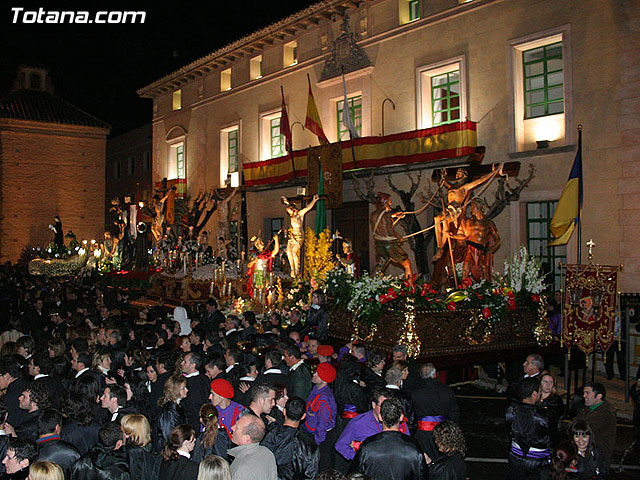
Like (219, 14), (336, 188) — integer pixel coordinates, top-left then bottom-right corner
(180, 352), (211, 431)
(426, 421), (468, 480)
(260, 396), (319, 480)
(350, 398), (427, 480)
(28, 352), (65, 410)
(192, 404), (229, 463)
(159, 424), (199, 480)
(153, 375), (188, 452)
(304, 290), (329, 342)
(410, 364), (460, 461)
(121, 413), (161, 479)
(16, 381), (50, 441)
(35, 409), (81, 479)
(0, 356), (29, 429)
(61, 393), (101, 456)
(69, 421), (130, 480)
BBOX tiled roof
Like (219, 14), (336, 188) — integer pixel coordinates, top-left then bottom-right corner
(0, 89), (110, 129)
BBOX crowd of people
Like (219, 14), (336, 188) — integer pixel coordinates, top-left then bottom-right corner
(0, 264), (635, 480)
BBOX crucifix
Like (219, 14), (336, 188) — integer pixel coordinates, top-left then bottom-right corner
(587, 238), (595, 262)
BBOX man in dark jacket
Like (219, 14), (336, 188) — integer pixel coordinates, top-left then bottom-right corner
(411, 363), (460, 460)
(70, 421), (130, 480)
(283, 345), (312, 401)
(261, 396), (319, 480)
(1, 438), (37, 480)
(304, 290), (329, 342)
(350, 398), (427, 480)
(574, 382), (617, 465)
(180, 352), (211, 430)
(36, 409), (81, 478)
(17, 381), (50, 440)
(0, 357), (28, 429)
(505, 377), (553, 480)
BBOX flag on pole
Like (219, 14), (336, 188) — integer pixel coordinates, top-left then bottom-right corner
(280, 86), (293, 153)
(314, 163), (327, 233)
(341, 72), (360, 139)
(549, 130), (583, 246)
(304, 75), (329, 144)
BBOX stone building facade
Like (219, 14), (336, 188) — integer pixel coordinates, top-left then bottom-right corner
(138, 0), (640, 292)
(0, 65), (110, 262)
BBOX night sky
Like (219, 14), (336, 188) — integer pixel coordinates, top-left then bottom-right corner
(1, 1), (316, 136)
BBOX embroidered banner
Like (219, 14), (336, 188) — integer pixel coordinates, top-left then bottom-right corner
(307, 142), (343, 209)
(562, 264), (619, 355)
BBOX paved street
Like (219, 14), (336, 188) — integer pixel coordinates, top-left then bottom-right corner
(454, 384), (639, 479)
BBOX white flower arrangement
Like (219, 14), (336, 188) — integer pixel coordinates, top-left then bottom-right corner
(347, 274), (401, 313)
(503, 245), (546, 294)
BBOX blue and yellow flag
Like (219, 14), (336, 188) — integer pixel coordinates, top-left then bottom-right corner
(549, 132), (582, 246)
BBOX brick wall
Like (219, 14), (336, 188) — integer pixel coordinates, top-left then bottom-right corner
(0, 120), (108, 263)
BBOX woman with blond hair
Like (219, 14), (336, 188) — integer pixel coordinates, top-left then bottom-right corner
(122, 413), (160, 478)
(192, 404), (229, 462)
(197, 455), (231, 480)
(27, 460), (64, 480)
(153, 374), (188, 451)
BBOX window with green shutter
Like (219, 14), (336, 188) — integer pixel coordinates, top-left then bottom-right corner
(523, 42), (563, 119)
(228, 129), (238, 173)
(431, 70), (460, 126)
(176, 144), (185, 179)
(526, 200), (566, 292)
(409, 0), (420, 20)
(337, 95), (362, 141)
(270, 118), (284, 158)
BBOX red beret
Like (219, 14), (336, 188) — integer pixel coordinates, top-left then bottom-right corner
(210, 378), (234, 399)
(317, 345), (334, 357)
(317, 362), (336, 383)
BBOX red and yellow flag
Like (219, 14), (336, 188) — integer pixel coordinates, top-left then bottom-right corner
(305, 75), (328, 144)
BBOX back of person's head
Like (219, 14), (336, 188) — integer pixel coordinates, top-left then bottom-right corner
(265, 349), (282, 368)
(37, 409), (63, 436)
(61, 392), (94, 426)
(433, 421), (467, 457)
(188, 351), (204, 370)
(284, 344), (302, 360)
(519, 376), (541, 400)
(99, 421), (124, 450)
(284, 397), (306, 422)
(75, 351), (91, 370)
(316, 470), (348, 480)
(380, 397), (403, 428)
(121, 414), (151, 447)
(71, 372), (102, 403)
(8, 437), (37, 465)
(197, 455), (231, 480)
(199, 404), (219, 450)
(0, 355), (23, 379)
(206, 355), (225, 372)
(420, 363), (437, 379)
(367, 351), (385, 369)
(225, 348), (241, 364)
(550, 442), (577, 480)
(27, 460), (64, 480)
(384, 367), (403, 385)
(239, 414), (266, 443)
(162, 424), (196, 462)
(31, 351), (53, 375)
(26, 381), (51, 410)
(50, 355), (70, 380)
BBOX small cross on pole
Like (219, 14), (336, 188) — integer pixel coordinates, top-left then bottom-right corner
(587, 239), (595, 262)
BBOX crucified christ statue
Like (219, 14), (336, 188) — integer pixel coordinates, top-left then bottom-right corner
(281, 194), (319, 278)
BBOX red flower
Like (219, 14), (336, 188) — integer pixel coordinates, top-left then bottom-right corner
(507, 298), (516, 311)
(531, 294), (540, 303)
(507, 290), (515, 299)
(475, 293), (484, 300)
(447, 302), (457, 311)
(462, 278), (473, 288)
(482, 307), (492, 318)
(379, 287), (399, 304)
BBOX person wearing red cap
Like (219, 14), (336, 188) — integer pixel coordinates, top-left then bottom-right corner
(209, 379), (244, 440)
(317, 345), (334, 363)
(303, 362), (337, 472)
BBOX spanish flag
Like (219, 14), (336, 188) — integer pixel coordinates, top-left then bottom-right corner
(549, 129), (583, 246)
(304, 74), (329, 144)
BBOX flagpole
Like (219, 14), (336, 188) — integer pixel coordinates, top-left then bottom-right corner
(577, 124), (582, 264)
(281, 86), (296, 180)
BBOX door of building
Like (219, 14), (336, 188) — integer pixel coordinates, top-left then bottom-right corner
(332, 201), (370, 274)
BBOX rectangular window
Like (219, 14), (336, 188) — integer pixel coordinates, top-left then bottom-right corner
(176, 144), (185, 179)
(114, 160), (121, 180)
(284, 41), (298, 67)
(270, 117), (285, 158)
(337, 95), (363, 141)
(221, 68), (232, 91)
(270, 217), (284, 240)
(172, 90), (181, 111)
(228, 129), (239, 173)
(526, 200), (566, 292)
(523, 42), (563, 119)
(250, 55), (263, 80)
(127, 156), (135, 176)
(143, 151), (151, 171)
(409, 0), (420, 21)
(431, 70), (461, 126)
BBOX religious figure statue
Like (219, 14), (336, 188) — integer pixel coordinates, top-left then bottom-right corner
(247, 233), (280, 297)
(449, 198), (501, 283)
(151, 190), (171, 244)
(101, 231), (118, 262)
(370, 192), (413, 280)
(433, 165), (502, 262)
(217, 187), (238, 241)
(336, 238), (360, 278)
(48, 215), (64, 250)
(281, 194), (319, 278)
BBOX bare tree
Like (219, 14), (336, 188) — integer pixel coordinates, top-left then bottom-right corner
(486, 163), (536, 219)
